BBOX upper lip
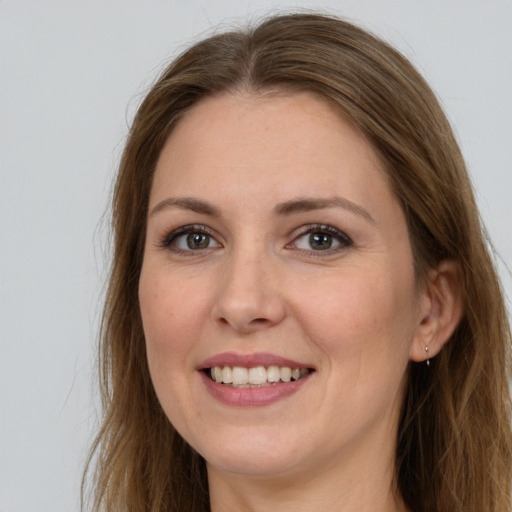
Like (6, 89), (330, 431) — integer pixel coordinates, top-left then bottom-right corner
(197, 352), (314, 370)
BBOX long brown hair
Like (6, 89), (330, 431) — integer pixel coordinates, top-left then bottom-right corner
(82, 13), (512, 512)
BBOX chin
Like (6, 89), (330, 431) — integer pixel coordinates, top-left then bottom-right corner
(194, 428), (314, 478)
(206, 452), (302, 479)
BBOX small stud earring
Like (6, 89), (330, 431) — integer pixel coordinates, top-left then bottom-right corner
(425, 345), (430, 367)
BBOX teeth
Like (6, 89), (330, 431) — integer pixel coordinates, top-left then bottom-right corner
(248, 366), (267, 385)
(209, 365), (311, 387)
(221, 366), (233, 384)
(232, 367), (248, 386)
(267, 365), (280, 383)
(213, 366), (223, 383)
(280, 367), (292, 382)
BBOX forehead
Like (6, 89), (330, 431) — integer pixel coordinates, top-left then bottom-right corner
(150, 91), (394, 217)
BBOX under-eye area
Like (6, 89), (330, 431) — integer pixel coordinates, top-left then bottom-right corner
(208, 365), (313, 388)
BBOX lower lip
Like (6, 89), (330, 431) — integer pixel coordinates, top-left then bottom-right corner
(200, 371), (311, 407)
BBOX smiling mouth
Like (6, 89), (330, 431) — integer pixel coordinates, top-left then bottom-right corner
(207, 365), (312, 388)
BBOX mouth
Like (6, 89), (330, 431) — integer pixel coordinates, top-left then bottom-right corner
(198, 353), (315, 406)
(206, 365), (313, 388)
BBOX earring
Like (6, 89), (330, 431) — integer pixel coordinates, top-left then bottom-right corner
(425, 345), (430, 367)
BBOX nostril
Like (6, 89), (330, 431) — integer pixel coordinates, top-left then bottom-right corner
(216, 315), (272, 332)
(217, 316), (269, 325)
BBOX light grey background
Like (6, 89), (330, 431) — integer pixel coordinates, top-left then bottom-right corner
(1, 1), (511, 511)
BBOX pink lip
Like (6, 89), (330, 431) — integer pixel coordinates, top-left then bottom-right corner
(197, 352), (314, 407)
(200, 371), (312, 407)
(197, 352), (313, 370)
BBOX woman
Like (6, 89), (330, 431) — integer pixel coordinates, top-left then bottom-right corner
(83, 13), (512, 512)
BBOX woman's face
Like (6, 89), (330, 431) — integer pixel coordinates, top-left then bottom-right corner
(139, 91), (427, 481)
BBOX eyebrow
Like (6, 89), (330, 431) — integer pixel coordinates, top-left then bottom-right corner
(149, 195), (374, 223)
(149, 197), (222, 217)
(274, 197), (375, 223)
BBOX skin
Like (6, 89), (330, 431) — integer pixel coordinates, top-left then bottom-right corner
(139, 91), (460, 512)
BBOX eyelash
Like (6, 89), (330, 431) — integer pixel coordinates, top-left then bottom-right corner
(160, 224), (220, 255)
(159, 223), (353, 256)
(288, 224), (353, 255)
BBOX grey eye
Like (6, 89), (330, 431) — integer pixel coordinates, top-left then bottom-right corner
(291, 225), (352, 253)
(308, 233), (333, 250)
(167, 229), (221, 252)
(294, 231), (341, 251)
(185, 232), (211, 249)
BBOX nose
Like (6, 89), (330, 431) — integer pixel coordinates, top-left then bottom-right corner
(212, 247), (286, 334)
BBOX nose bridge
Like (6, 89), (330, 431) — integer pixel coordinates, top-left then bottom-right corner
(213, 237), (284, 332)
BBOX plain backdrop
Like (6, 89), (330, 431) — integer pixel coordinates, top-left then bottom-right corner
(1, 1), (511, 511)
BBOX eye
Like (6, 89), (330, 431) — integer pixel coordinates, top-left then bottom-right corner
(162, 225), (221, 253)
(291, 225), (352, 253)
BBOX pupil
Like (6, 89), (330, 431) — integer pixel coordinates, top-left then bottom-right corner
(187, 233), (209, 249)
(310, 233), (332, 250)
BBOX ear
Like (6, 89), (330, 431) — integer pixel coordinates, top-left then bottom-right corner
(409, 261), (463, 363)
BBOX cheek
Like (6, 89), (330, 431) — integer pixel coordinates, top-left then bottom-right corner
(296, 268), (417, 368)
(138, 268), (214, 434)
(296, 268), (417, 430)
(139, 269), (209, 371)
